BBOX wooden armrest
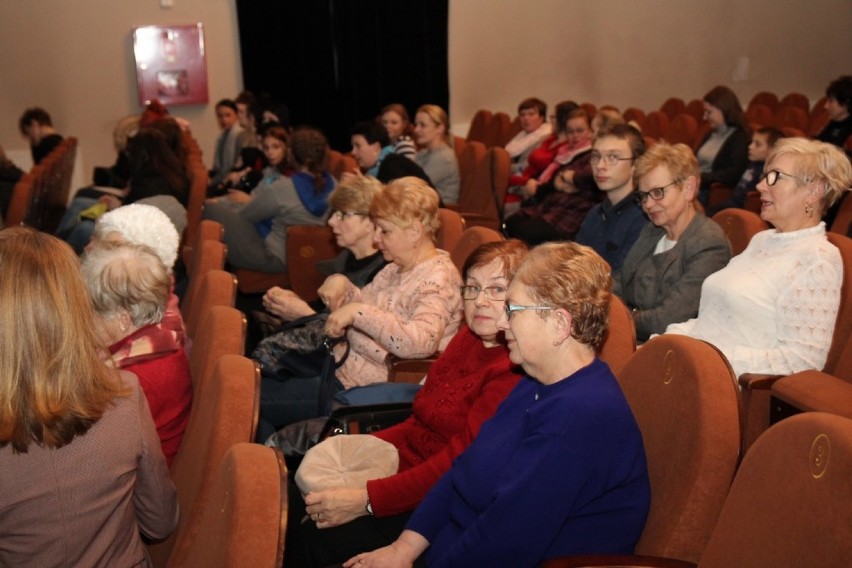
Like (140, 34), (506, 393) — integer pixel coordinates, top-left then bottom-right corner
(738, 373), (783, 390)
(543, 554), (696, 568)
(387, 356), (437, 384)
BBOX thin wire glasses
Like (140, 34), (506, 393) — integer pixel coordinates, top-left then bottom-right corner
(504, 303), (554, 320)
(590, 152), (635, 166)
(636, 179), (680, 203)
(461, 285), (508, 301)
(759, 169), (807, 186)
(329, 210), (366, 221)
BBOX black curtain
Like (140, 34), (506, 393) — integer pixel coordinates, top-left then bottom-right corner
(235, 0), (449, 152)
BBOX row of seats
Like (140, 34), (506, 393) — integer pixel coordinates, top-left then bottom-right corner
(5, 137), (77, 230)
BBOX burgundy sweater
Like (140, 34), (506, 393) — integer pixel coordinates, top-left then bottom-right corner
(368, 325), (521, 516)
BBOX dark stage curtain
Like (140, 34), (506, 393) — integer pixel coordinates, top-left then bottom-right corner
(235, 0), (449, 152)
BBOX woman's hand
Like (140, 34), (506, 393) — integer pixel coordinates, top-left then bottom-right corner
(325, 303), (362, 338)
(98, 194), (123, 211)
(521, 179), (540, 198)
(554, 169), (576, 193)
(317, 274), (353, 311)
(262, 287), (315, 321)
(304, 488), (368, 528)
(343, 531), (428, 568)
(225, 189), (253, 204)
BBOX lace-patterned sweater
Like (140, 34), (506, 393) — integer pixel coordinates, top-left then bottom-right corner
(665, 223), (841, 377)
(336, 250), (463, 388)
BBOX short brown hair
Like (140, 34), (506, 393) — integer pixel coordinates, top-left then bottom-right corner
(513, 242), (612, 351)
(328, 175), (382, 215)
(703, 85), (748, 131)
(462, 239), (529, 281)
(370, 176), (440, 242)
(0, 228), (127, 453)
(518, 97), (547, 118)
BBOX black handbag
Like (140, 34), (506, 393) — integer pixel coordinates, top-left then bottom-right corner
(320, 402), (414, 438)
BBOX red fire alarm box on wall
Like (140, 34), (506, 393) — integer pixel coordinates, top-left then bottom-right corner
(133, 23), (209, 106)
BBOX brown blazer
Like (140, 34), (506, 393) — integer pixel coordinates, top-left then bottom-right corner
(0, 371), (178, 567)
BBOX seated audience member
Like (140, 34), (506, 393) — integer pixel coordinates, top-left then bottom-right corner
(504, 108), (598, 245)
(91, 202), (187, 348)
(413, 105), (460, 205)
(56, 126), (189, 253)
(0, 144), (24, 219)
(0, 228), (178, 566)
(257, 177), (463, 437)
(707, 126), (784, 216)
(817, 75), (852, 150)
(666, 138), (852, 377)
(591, 108), (626, 135)
(252, 176), (386, 369)
(508, 100), (579, 188)
(615, 142), (731, 342)
(81, 240), (192, 468)
(285, 240), (528, 568)
(345, 242), (650, 567)
(19, 106), (64, 165)
(208, 98), (253, 189)
(575, 124), (649, 273)
(380, 103), (417, 159)
(695, 86), (751, 204)
(203, 126), (334, 272)
(346, 121), (432, 187)
(505, 97), (553, 174)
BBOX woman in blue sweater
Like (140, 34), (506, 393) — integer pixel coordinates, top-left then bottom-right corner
(344, 242), (650, 568)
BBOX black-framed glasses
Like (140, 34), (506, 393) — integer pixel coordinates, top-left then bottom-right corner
(461, 285), (507, 301)
(759, 169), (807, 187)
(504, 303), (554, 320)
(636, 179), (680, 203)
(329, 210), (366, 221)
(590, 152), (635, 166)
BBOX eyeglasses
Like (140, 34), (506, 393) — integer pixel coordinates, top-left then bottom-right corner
(590, 152), (635, 166)
(504, 303), (554, 320)
(759, 169), (807, 187)
(636, 180), (680, 203)
(329, 210), (366, 221)
(460, 285), (507, 301)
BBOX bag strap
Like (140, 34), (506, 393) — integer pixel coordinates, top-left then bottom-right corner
(316, 337), (349, 416)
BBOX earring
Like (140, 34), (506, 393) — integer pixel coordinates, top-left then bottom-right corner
(805, 203), (814, 217)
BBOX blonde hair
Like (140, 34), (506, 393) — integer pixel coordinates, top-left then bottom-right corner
(416, 104), (451, 144)
(767, 137), (852, 214)
(0, 228), (127, 453)
(634, 141), (700, 204)
(328, 175), (383, 215)
(513, 242), (612, 351)
(370, 177), (440, 242)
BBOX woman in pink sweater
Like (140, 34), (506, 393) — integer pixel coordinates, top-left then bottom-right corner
(287, 240), (529, 568)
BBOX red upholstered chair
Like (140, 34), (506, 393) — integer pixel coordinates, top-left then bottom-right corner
(745, 104), (775, 128)
(775, 105), (809, 132)
(642, 111), (670, 140)
(188, 306), (247, 391)
(448, 225), (504, 274)
(545, 335), (741, 566)
(485, 112), (513, 149)
(545, 412), (852, 568)
(747, 91), (779, 114)
(581, 102), (597, 119)
(183, 269), (237, 339)
(685, 99), (705, 123)
(180, 238), (227, 323)
(452, 135), (467, 165)
(436, 208), (466, 254)
(5, 171), (36, 227)
(663, 114), (698, 146)
(599, 295), (636, 378)
(148, 354), (260, 567)
(168, 443), (287, 568)
(659, 97), (686, 119)
(466, 109), (492, 144)
(779, 92), (809, 113)
(710, 208), (768, 256)
(285, 224), (341, 300)
(623, 108), (646, 131)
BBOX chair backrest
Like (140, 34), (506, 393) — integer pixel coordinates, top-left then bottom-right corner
(286, 224), (341, 300)
(748, 91), (779, 114)
(745, 104), (775, 128)
(184, 269), (237, 339)
(664, 114), (698, 146)
(699, 413), (852, 567)
(823, 232), (852, 379)
(327, 149), (344, 181)
(466, 109), (493, 144)
(642, 111), (670, 140)
(623, 107), (646, 130)
(456, 140), (488, 208)
(580, 102), (597, 119)
(168, 443), (286, 568)
(188, 305), (246, 390)
(183, 163), (209, 251)
(779, 92), (810, 113)
(775, 105), (809, 131)
(711, 208), (768, 256)
(659, 97), (686, 119)
(180, 239), (227, 320)
(436, 208), (466, 253)
(808, 106), (830, 137)
(5, 172), (36, 227)
(599, 295), (636, 378)
(685, 99), (705, 123)
(485, 112), (513, 148)
(829, 193), (852, 236)
(488, 146), (511, 222)
(449, 225), (504, 273)
(619, 335), (741, 563)
(151, 355), (261, 568)
(452, 135), (467, 164)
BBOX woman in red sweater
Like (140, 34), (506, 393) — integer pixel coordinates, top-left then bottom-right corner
(287, 240), (529, 568)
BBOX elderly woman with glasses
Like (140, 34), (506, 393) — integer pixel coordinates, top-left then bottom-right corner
(287, 241), (528, 568)
(345, 242), (650, 568)
(615, 141), (731, 342)
(667, 138), (852, 377)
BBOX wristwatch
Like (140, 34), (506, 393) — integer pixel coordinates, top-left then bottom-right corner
(365, 493), (374, 516)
